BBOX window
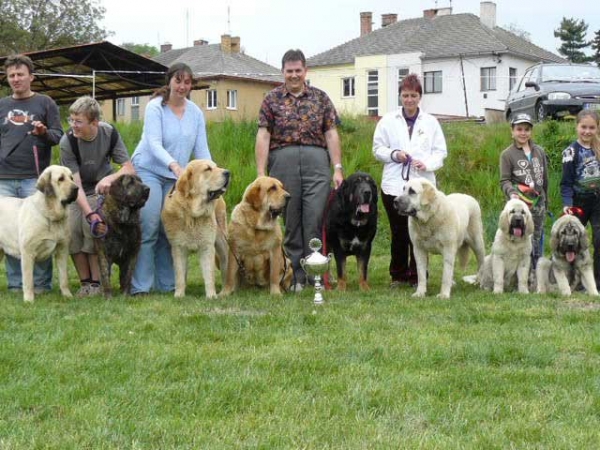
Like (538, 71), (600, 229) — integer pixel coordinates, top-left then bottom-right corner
(207, 90), (217, 109)
(116, 98), (125, 116)
(130, 96), (140, 121)
(367, 70), (378, 116)
(509, 67), (517, 91)
(424, 71), (442, 93)
(480, 67), (497, 91)
(397, 68), (409, 106)
(227, 90), (237, 110)
(342, 77), (355, 98)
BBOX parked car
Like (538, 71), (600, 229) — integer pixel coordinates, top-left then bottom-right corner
(505, 63), (600, 122)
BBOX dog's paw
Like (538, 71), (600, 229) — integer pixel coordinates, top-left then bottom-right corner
(174, 290), (186, 298)
(436, 292), (450, 299)
(412, 290), (426, 298)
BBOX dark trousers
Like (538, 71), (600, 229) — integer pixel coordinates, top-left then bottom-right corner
(268, 145), (331, 285)
(574, 194), (600, 286)
(382, 191), (416, 281)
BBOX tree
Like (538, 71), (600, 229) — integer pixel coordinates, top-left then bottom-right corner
(121, 43), (159, 59)
(0, 0), (110, 55)
(504, 23), (531, 42)
(591, 29), (600, 66)
(553, 17), (591, 63)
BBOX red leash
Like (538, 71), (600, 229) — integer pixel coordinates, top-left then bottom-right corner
(321, 187), (338, 290)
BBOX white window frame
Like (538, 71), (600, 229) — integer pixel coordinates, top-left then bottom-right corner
(226, 89), (238, 110)
(342, 77), (355, 98)
(366, 70), (379, 116)
(480, 67), (497, 91)
(424, 71), (442, 94)
(397, 68), (409, 107)
(130, 96), (140, 121)
(116, 98), (125, 116)
(207, 90), (217, 110)
(509, 67), (518, 91)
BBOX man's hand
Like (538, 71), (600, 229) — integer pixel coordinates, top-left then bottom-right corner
(333, 170), (344, 189)
(95, 176), (113, 195)
(30, 120), (47, 136)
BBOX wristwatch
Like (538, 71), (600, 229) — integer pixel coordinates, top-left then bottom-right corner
(333, 163), (343, 171)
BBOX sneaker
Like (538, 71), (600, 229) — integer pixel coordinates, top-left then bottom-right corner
(76, 282), (91, 298)
(291, 283), (304, 293)
(87, 283), (102, 296)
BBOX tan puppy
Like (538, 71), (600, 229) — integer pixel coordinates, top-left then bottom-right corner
(394, 178), (485, 299)
(0, 165), (78, 302)
(221, 176), (292, 296)
(479, 199), (534, 294)
(162, 159), (230, 298)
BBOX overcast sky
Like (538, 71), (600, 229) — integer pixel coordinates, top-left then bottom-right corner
(100, 0), (599, 67)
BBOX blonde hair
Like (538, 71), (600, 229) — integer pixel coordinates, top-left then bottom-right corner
(577, 110), (600, 159)
(69, 96), (101, 122)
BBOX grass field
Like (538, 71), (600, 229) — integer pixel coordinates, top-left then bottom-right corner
(2, 117), (599, 448)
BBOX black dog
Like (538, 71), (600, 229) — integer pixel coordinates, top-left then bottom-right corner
(325, 171), (378, 290)
(94, 174), (150, 296)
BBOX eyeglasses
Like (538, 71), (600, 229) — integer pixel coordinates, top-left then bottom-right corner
(67, 118), (89, 127)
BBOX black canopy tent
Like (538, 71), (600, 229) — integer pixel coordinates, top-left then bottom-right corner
(0, 41), (206, 121)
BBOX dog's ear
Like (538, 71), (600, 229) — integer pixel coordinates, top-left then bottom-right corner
(550, 221), (561, 252)
(577, 219), (590, 250)
(36, 169), (55, 197)
(245, 181), (263, 211)
(420, 182), (436, 206)
(525, 208), (534, 237)
(499, 206), (510, 235)
(176, 169), (192, 197)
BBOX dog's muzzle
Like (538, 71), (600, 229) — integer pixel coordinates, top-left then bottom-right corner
(509, 215), (525, 237)
(62, 185), (79, 205)
(393, 195), (416, 216)
(208, 171), (230, 201)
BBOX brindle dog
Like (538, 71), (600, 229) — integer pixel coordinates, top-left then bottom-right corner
(94, 174), (150, 296)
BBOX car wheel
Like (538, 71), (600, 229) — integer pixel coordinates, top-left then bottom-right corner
(536, 102), (546, 122)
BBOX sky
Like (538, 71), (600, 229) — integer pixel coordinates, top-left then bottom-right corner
(100, 0), (599, 67)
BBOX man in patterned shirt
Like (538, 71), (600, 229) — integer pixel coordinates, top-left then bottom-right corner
(255, 49), (344, 292)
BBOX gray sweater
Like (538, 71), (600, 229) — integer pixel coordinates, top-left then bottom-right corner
(0, 93), (63, 179)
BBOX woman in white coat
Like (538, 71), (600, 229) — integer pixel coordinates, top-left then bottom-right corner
(373, 73), (447, 288)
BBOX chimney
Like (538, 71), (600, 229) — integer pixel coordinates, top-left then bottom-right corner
(423, 7), (452, 18)
(381, 13), (398, 28)
(480, 1), (496, 28)
(160, 42), (172, 53)
(221, 34), (232, 53)
(220, 34), (240, 53)
(193, 39), (208, 46)
(360, 12), (372, 36)
(231, 36), (241, 53)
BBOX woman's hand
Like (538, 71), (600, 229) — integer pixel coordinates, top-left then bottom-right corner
(169, 162), (184, 178)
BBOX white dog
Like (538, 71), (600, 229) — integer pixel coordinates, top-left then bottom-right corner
(479, 199), (534, 294)
(0, 165), (79, 302)
(537, 214), (598, 296)
(394, 178), (485, 299)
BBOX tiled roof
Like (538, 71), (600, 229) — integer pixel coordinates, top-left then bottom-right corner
(154, 44), (282, 84)
(307, 13), (564, 67)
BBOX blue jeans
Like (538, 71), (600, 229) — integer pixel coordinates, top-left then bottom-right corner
(0, 178), (53, 290)
(130, 168), (175, 294)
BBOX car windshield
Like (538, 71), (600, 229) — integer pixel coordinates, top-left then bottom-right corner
(542, 65), (600, 82)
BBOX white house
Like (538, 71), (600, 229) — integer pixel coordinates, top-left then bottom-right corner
(306, 2), (564, 119)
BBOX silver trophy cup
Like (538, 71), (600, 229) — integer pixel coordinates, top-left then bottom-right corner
(300, 238), (332, 305)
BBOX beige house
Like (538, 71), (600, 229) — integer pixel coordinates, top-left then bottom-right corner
(101, 35), (282, 123)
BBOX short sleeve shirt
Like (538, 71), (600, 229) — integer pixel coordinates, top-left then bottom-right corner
(258, 84), (340, 151)
(60, 122), (130, 195)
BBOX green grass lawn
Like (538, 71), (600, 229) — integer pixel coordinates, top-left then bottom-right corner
(2, 253), (600, 448)
(2, 117), (597, 448)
